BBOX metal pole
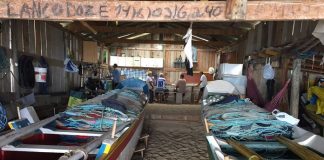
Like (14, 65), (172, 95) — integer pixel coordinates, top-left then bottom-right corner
(58, 122), (130, 160)
(0, 114), (60, 147)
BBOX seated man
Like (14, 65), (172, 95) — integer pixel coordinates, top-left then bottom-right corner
(175, 74), (186, 97)
(156, 73), (169, 101)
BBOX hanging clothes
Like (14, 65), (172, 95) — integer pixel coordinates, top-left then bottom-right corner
(183, 28), (193, 68)
(266, 79), (275, 101)
(18, 55), (35, 89)
(185, 58), (193, 76)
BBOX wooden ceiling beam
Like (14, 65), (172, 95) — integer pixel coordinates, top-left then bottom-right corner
(4, 1), (324, 21)
(73, 26), (244, 36)
(80, 21), (97, 35)
(104, 39), (227, 47)
(225, 0), (247, 20)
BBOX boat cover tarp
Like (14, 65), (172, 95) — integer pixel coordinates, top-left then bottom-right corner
(116, 78), (149, 95)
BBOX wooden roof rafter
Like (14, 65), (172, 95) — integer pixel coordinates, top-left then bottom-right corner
(65, 24), (245, 36)
(103, 38), (227, 47)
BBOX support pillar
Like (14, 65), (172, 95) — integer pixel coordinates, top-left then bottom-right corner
(290, 59), (301, 118)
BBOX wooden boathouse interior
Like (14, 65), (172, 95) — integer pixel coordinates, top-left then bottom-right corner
(0, 0), (324, 160)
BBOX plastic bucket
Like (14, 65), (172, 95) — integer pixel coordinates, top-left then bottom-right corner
(34, 67), (47, 83)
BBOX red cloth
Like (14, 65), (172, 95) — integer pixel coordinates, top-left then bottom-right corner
(246, 78), (265, 107)
(265, 79), (290, 112)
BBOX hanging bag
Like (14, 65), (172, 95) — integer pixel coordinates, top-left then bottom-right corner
(263, 58), (275, 80)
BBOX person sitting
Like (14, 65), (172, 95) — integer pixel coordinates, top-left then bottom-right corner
(156, 73), (169, 101)
(175, 74), (187, 97)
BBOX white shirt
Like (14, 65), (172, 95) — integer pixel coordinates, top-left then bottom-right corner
(200, 74), (207, 88)
(146, 76), (153, 90)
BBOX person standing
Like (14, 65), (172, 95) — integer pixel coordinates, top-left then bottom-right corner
(146, 71), (154, 103)
(112, 64), (120, 89)
(196, 71), (207, 103)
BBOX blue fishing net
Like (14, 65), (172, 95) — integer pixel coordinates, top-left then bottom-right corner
(210, 119), (293, 141)
(57, 104), (131, 131)
(0, 103), (7, 131)
(203, 99), (293, 141)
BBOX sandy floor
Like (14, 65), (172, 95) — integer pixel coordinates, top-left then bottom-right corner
(132, 103), (208, 160)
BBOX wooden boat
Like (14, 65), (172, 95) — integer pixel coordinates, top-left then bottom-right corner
(0, 80), (148, 160)
(202, 80), (324, 160)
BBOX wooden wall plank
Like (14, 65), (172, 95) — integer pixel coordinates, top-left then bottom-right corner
(22, 20), (29, 52)
(40, 22), (47, 56)
(28, 20), (35, 54)
(35, 21), (41, 55)
(15, 20), (23, 52)
(1, 21), (10, 49)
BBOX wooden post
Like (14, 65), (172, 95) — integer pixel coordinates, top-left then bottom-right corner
(290, 59), (301, 118)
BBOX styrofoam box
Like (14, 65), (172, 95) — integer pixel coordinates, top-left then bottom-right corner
(219, 63), (243, 76)
(222, 75), (247, 95)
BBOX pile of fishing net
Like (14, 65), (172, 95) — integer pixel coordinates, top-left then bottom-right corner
(57, 104), (134, 131)
(203, 99), (293, 141)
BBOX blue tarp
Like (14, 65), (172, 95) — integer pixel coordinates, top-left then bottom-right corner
(116, 78), (149, 95)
